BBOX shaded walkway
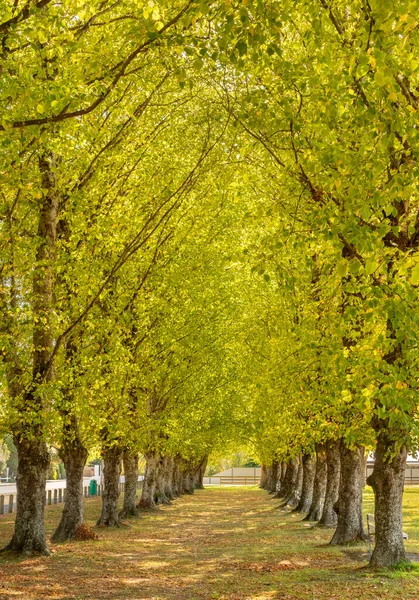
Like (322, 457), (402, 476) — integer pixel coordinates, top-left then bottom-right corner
(0, 487), (418, 599)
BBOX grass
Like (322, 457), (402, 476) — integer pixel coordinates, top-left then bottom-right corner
(0, 486), (418, 599)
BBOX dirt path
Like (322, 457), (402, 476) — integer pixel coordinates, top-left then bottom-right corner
(0, 486), (418, 599)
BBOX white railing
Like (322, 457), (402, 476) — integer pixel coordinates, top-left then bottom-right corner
(0, 476), (144, 515)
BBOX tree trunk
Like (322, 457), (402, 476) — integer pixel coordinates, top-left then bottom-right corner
(293, 453), (315, 513)
(281, 457), (299, 504)
(155, 456), (171, 505)
(97, 447), (122, 527)
(163, 455), (175, 499)
(119, 450), (139, 518)
(4, 155), (58, 555)
(317, 439), (341, 528)
(267, 461), (279, 493)
(272, 462), (283, 498)
(260, 464), (268, 490)
(367, 436), (408, 567)
(286, 456), (303, 508)
(183, 467), (195, 494)
(172, 458), (182, 497)
(195, 456), (208, 489)
(51, 440), (88, 541)
(2, 438), (50, 555)
(303, 444), (327, 521)
(330, 445), (367, 545)
(279, 461), (287, 490)
(138, 452), (160, 509)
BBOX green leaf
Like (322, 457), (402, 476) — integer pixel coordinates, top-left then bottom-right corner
(410, 263), (419, 285)
(365, 259), (378, 275)
(336, 259), (348, 278)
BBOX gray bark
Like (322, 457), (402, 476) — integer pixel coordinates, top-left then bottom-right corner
(367, 436), (408, 567)
(303, 444), (327, 521)
(120, 450), (139, 518)
(2, 438), (50, 555)
(97, 447), (122, 526)
(280, 457), (299, 502)
(293, 453), (316, 513)
(52, 438), (87, 541)
(3, 155), (58, 555)
(172, 458), (182, 497)
(183, 467), (195, 494)
(286, 456), (303, 508)
(330, 445), (367, 545)
(317, 439), (341, 528)
(260, 464), (268, 490)
(267, 461), (279, 494)
(155, 456), (171, 505)
(279, 461), (287, 490)
(138, 452), (160, 509)
(195, 456), (208, 489)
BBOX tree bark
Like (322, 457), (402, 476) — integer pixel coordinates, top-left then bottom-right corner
(96, 447), (122, 526)
(317, 439), (341, 528)
(195, 456), (208, 489)
(155, 456), (171, 505)
(330, 445), (367, 545)
(267, 461), (279, 494)
(279, 461), (287, 490)
(281, 457), (300, 505)
(367, 436), (408, 567)
(163, 455), (175, 499)
(4, 154), (58, 555)
(119, 450), (139, 518)
(286, 456), (303, 508)
(183, 466), (196, 494)
(260, 464), (268, 490)
(172, 457), (182, 497)
(293, 453), (315, 513)
(51, 438), (88, 541)
(303, 444), (327, 521)
(138, 452), (160, 509)
(2, 438), (50, 555)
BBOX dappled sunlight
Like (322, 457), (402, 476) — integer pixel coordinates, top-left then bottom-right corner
(0, 487), (419, 599)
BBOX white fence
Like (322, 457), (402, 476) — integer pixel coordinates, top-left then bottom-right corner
(0, 476), (144, 516)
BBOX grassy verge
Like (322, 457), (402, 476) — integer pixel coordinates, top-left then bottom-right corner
(0, 486), (418, 599)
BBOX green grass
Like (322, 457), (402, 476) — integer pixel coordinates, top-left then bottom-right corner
(0, 486), (418, 599)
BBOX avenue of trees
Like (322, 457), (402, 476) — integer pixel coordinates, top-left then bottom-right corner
(1, 0), (419, 570)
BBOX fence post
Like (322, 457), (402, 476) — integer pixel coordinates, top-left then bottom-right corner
(8, 495), (14, 513)
(0, 495), (4, 515)
(53, 489), (58, 504)
(59, 489), (63, 503)
(47, 490), (52, 505)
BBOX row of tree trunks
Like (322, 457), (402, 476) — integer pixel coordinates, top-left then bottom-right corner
(303, 444), (327, 521)
(330, 445), (366, 545)
(120, 450), (139, 518)
(97, 447), (122, 527)
(285, 457), (303, 508)
(138, 452), (207, 510)
(280, 457), (299, 504)
(293, 453), (315, 513)
(51, 435), (88, 542)
(260, 465), (268, 490)
(269, 443), (369, 548)
(317, 439), (341, 528)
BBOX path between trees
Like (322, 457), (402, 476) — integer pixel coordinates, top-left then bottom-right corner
(0, 487), (418, 600)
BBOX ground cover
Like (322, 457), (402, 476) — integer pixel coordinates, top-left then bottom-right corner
(0, 486), (418, 600)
